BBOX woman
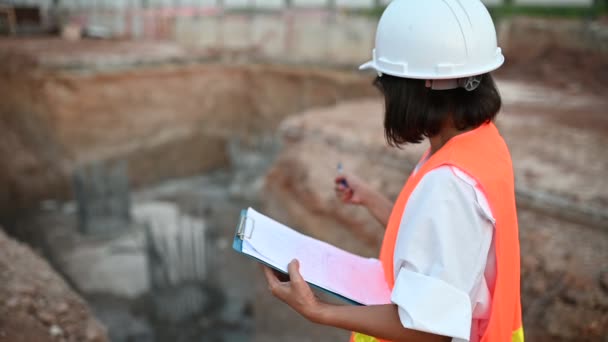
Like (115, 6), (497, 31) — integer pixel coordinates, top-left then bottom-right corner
(262, 1), (523, 341)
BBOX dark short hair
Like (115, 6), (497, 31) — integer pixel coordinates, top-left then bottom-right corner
(374, 73), (501, 147)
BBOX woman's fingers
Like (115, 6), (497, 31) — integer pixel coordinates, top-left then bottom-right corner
(335, 186), (350, 197)
(263, 266), (280, 289)
(335, 182), (353, 198)
(343, 190), (352, 202)
(287, 260), (315, 301)
(264, 266), (290, 294)
(263, 266), (290, 300)
(334, 175), (347, 183)
(341, 189), (354, 202)
(287, 259), (305, 285)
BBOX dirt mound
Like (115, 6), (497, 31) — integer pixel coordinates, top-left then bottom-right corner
(0, 38), (377, 221)
(0, 228), (108, 342)
(0, 63), (69, 220)
(497, 17), (608, 96)
(501, 44), (608, 97)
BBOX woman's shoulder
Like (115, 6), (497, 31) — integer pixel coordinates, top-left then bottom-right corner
(416, 165), (495, 224)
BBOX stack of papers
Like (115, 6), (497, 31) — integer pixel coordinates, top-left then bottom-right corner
(234, 208), (391, 306)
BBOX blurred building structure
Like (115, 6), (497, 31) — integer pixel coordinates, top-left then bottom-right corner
(1, 0), (601, 66)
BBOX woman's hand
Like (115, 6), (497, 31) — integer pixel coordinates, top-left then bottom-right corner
(335, 172), (394, 227)
(334, 173), (372, 205)
(262, 259), (326, 323)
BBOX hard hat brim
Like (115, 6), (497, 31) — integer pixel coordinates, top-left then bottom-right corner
(358, 55), (505, 80)
(358, 61), (375, 71)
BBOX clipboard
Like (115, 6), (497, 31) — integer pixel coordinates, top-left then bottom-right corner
(232, 209), (362, 306)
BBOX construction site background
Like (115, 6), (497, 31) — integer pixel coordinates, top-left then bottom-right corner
(0, 1), (607, 342)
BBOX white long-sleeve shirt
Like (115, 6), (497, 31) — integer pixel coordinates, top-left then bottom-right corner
(391, 165), (496, 342)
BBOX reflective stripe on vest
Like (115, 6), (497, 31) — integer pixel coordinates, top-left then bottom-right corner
(350, 123), (523, 342)
(352, 333), (380, 342)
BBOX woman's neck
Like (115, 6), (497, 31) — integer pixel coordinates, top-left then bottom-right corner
(429, 124), (471, 156)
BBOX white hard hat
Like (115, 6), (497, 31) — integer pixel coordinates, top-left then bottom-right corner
(360, 0), (504, 89)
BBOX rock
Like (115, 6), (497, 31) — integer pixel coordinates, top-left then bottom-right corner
(5, 297), (18, 308)
(0, 228), (109, 342)
(55, 302), (69, 315)
(263, 98), (608, 341)
(49, 325), (63, 337)
(38, 311), (55, 325)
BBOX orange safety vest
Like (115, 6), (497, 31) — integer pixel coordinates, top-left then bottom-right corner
(351, 123), (523, 342)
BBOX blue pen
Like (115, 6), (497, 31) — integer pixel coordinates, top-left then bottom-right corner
(337, 163), (349, 188)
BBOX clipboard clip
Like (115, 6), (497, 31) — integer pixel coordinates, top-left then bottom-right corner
(237, 214), (255, 240)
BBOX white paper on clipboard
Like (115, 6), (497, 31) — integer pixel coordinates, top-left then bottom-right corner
(239, 207), (391, 306)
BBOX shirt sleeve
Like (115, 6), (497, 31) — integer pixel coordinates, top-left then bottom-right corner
(390, 166), (493, 341)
